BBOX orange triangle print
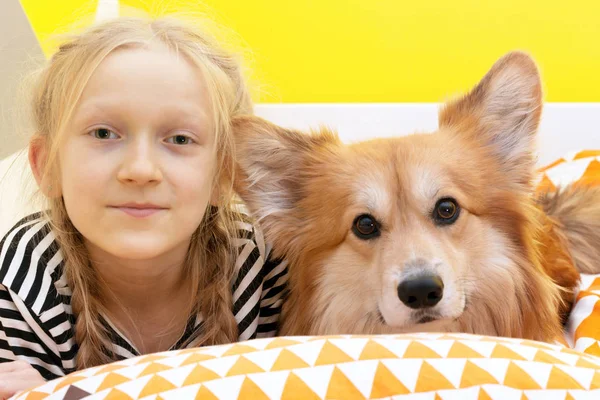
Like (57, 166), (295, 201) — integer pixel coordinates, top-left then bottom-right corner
(359, 340), (398, 360)
(139, 362), (171, 377)
(536, 174), (556, 193)
(578, 159), (600, 186)
(590, 372), (600, 389)
(574, 150), (600, 160)
(546, 366), (584, 389)
(104, 388), (133, 400)
(54, 375), (86, 391)
(281, 372), (321, 400)
(477, 387), (493, 400)
(24, 392), (48, 400)
(575, 307), (600, 354)
(533, 350), (567, 365)
(177, 347), (207, 355)
(404, 341), (442, 359)
(370, 362), (410, 398)
(195, 386), (219, 400)
(314, 340), (354, 366)
(414, 361), (455, 392)
(490, 344), (527, 361)
(589, 277), (600, 290)
(226, 356), (265, 376)
(520, 341), (553, 351)
(576, 357), (600, 369)
(538, 158), (565, 172)
(325, 367), (366, 400)
(265, 338), (303, 349)
(183, 364), (221, 386)
(238, 377), (270, 400)
(566, 393), (576, 400)
(181, 352), (216, 366)
(503, 362), (541, 389)
(135, 354), (166, 364)
(138, 375), (177, 398)
(583, 341), (600, 357)
(97, 372), (130, 391)
(94, 364), (127, 375)
(222, 344), (259, 356)
(272, 349), (310, 371)
(459, 361), (498, 388)
(447, 342), (485, 358)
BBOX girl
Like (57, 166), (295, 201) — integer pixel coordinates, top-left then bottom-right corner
(0, 15), (287, 396)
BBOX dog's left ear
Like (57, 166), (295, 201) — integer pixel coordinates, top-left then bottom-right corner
(439, 51), (543, 186)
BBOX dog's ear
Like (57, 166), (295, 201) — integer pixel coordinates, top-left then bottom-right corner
(439, 51), (543, 186)
(232, 115), (340, 241)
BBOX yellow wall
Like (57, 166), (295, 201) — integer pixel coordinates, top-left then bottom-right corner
(20, 0), (600, 102)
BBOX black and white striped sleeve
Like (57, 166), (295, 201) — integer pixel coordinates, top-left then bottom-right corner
(256, 248), (288, 338)
(0, 285), (66, 380)
(246, 221), (289, 338)
(0, 214), (73, 380)
(230, 214), (289, 341)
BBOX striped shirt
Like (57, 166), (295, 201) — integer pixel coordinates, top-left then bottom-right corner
(0, 212), (288, 380)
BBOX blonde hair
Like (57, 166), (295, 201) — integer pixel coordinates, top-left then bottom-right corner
(30, 16), (252, 369)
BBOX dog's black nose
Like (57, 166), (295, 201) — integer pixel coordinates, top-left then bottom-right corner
(397, 275), (444, 309)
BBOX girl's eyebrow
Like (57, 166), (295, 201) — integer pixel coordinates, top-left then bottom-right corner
(71, 99), (211, 140)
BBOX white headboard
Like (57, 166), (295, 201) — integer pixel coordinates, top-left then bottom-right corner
(255, 103), (600, 168)
(1, 102), (599, 235)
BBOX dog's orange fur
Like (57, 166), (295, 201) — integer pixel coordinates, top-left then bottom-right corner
(233, 52), (594, 342)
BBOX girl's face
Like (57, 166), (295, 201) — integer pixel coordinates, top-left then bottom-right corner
(58, 45), (217, 261)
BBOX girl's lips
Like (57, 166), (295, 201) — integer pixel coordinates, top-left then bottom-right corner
(117, 207), (165, 218)
(109, 204), (168, 218)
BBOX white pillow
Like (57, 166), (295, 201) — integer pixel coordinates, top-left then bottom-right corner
(0, 148), (40, 237)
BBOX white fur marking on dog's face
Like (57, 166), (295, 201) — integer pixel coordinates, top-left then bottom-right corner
(412, 167), (441, 204)
(354, 176), (392, 216)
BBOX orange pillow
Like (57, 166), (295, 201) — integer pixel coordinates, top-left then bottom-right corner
(537, 150), (600, 192)
(14, 334), (600, 399)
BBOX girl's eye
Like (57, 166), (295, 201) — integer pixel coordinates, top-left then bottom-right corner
(90, 128), (119, 140)
(166, 135), (193, 145)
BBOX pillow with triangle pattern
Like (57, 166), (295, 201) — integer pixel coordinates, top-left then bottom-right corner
(534, 150), (600, 375)
(14, 333), (600, 399)
(536, 149), (600, 193)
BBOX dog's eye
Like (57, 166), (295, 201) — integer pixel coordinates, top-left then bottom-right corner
(433, 198), (460, 225)
(352, 214), (381, 239)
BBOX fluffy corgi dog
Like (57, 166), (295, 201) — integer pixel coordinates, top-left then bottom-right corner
(233, 52), (600, 342)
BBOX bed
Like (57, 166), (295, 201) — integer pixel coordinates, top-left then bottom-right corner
(4, 104), (600, 399)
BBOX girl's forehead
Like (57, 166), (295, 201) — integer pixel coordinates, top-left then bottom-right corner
(73, 45), (213, 128)
(87, 45), (207, 95)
